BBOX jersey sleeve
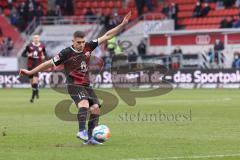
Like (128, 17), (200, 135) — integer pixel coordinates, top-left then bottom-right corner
(51, 49), (68, 66)
(88, 39), (99, 51)
(42, 46), (47, 57)
(21, 45), (29, 57)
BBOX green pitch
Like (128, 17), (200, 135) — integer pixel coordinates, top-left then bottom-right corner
(0, 88), (240, 160)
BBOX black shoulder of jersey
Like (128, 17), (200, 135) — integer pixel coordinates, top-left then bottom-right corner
(62, 47), (72, 53)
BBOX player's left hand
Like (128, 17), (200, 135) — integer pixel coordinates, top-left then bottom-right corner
(121, 11), (131, 25)
(19, 69), (31, 76)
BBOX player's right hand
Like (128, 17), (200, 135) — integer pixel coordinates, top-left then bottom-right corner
(19, 69), (31, 76)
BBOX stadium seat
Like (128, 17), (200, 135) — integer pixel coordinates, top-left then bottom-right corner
(84, 1), (91, 8)
(92, 1), (98, 8)
(115, 1), (123, 8)
(178, 4), (195, 11)
(107, 1), (114, 8)
(178, 12), (193, 18)
(99, 1), (106, 8)
(3, 9), (11, 17)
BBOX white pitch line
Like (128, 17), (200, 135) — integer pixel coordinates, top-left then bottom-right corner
(121, 153), (240, 160)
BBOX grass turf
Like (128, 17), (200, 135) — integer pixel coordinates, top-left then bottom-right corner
(0, 88), (240, 160)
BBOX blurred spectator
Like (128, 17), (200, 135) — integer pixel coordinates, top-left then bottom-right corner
(233, 16), (240, 28)
(2, 38), (8, 56)
(223, 0), (236, 8)
(104, 14), (111, 30)
(35, 5), (44, 24)
(161, 4), (169, 17)
(7, 0), (14, 9)
(106, 13), (121, 30)
(10, 6), (18, 26)
(54, 5), (62, 17)
(104, 56), (112, 70)
(236, 0), (240, 7)
(55, 0), (65, 15)
(200, 3), (211, 17)
(232, 52), (240, 68)
(172, 46), (182, 55)
(0, 30), (4, 56)
(193, 2), (202, 17)
(169, 3), (179, 23)
(0, 27), (3, 37)
(25, 0), (37, 22)
(46, 6), (57, 17)
(3, 37), (14, 56)
(7, 37), (14, 54)
(214, 39), (224, 65)
(64, 0), (74, 16)
(17, 17), (27, 32)
(144, 0), (154, 12)
(137, 39), (146, 57)
(171, 46), (182, 69)
(220, 17), (228, 28)
(216, 0), (225, 10)
(207, 48), (215, 64)
(85, 8), (95, 23)
(227, 16), (235, 28)
(135, 0), (145, 17)
(96, 9), (105, 25)
(135, 0), (154, 17)
(128, 50), (138, 62)
(18, 2), (27, 19)
(214, 39), (224, 52)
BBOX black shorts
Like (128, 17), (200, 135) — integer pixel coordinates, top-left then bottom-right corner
(28, 68), (39, 79)
(67, 84), (100, 107)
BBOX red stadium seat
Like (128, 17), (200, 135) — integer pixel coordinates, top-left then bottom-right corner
(103, 8), (111, 15)
(107, 1), (114, 8)
(92, 1), (98, 8)
(128, 0), (135, 8)
(178, 4), (195, 11)
(99, 1), (106, 8)
(3, 9), (11, 17)
(84, 1), (91, 8)
(115, 1), (123, 8)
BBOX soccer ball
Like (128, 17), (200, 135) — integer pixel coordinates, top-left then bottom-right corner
(92, 125), (110, 142)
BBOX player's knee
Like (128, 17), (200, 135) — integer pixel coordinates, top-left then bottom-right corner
(90, 104), (100, 115)
(78, 99), (89, 108)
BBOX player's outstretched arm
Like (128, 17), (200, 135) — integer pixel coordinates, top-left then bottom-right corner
(20, 60), (54, 76)
(98, 11), (131, 45)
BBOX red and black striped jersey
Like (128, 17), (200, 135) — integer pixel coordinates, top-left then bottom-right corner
(22, 42), (47, 69)
(51, 39), (98, 85)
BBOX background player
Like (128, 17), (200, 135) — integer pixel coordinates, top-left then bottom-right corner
(22, 34), (47, 103)
(20, 12), (131, 145)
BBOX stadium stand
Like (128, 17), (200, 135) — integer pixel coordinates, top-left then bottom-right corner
(159, 0), (240, 30)
(0, 0), (47, 56)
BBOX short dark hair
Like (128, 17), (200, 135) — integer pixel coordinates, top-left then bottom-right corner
(73, 31), (85, 38)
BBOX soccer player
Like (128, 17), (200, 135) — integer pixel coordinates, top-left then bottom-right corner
(22, 34), (47, 103)
(20, 12), (131, 145)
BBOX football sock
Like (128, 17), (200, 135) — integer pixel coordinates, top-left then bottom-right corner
(31, 83), (38, 100)
(88, 114), (99, 139)
(77, 107), (88, 131)
(35, 83), (39, 98)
